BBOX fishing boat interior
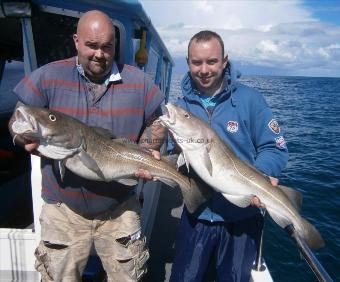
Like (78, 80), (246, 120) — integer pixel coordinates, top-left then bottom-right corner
(1, 1), (331, 282)
(0, 0), (173, 281)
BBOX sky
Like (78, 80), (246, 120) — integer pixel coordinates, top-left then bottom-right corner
(140, 0), (340, 77)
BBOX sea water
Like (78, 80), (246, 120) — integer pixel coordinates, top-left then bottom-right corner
(169, 73), (340, 282)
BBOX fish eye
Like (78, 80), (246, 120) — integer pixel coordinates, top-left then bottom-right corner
(184, 113), (190, 118)
(49, 114), (57, 122)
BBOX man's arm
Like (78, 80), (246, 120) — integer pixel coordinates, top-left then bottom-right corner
(249, 93), (289, 207)
(249, 92), (289, 177)
(135, 107), (166, 180)
(138, 107), (166, 151)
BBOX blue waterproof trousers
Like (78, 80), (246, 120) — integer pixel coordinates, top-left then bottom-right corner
(170, 208), (264, 282)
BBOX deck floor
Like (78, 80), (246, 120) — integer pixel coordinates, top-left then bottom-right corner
(142, 184), (183, 282)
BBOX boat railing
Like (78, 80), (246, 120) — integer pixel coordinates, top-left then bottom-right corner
(254, 209), (266, 272)
(285, 225), (333, 282)
(253, 211), (333, 282)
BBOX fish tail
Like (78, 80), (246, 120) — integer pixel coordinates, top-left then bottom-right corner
(297, 218), (325, 250)
(182, 177), (212, 214)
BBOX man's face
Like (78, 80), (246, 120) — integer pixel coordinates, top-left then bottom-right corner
(74, 22), (115, 82)
(187, 38), (227, 95)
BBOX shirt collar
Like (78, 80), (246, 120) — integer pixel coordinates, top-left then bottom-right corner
(76, 57), (122, 86)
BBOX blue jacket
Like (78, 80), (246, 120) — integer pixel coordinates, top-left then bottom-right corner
(170, 63), (289, 222)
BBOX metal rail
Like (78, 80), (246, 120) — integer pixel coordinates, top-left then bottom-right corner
(253, 212), (332, 282)
(285, 224), (333, 282)
(254, 209), (266, 272)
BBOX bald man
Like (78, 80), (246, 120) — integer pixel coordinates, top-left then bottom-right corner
(73, 10), (115, 83)
(10, 10), (165, 281)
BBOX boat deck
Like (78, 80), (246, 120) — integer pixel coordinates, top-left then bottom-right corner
(142, 185), (218, 281)
(142, 185), (269, 282)
(143, 184), (183, 281)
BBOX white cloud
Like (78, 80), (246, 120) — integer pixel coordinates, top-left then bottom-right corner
(256, 40), (295, 60)
(318, 44), (340, 59)
(195, 1), (214, 14)
(140, 0), (340, 76)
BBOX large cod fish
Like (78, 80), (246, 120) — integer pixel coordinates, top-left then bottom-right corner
(159, 103), (324, 250)
(10, 103), (211, 213)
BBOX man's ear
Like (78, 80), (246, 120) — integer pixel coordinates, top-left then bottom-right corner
(73, 34), (78, 50)
(223, 55), (228, 69)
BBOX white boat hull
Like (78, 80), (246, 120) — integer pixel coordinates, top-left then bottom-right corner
(250, 263), (273, 282)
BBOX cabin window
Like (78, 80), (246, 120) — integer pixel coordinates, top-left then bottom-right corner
(29, 10), (121, 66)
(0, 17), (23, 61)
(30, 12), (77, 66)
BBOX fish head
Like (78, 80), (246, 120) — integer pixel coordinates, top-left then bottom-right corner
(160, 103), (212, 151)
(11, 104), (84, 158)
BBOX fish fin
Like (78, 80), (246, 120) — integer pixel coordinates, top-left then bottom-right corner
(206, 141), (213, 153)
(222, 193), (253, 208)
(182, 178), (212, 214)
(81, 136), (87, 151)
(78, 150), (105, 180)
(297, 218), (325, 250)
(277, 185), (303, 212)
(266, 207), (291, 229)
(116, 178), (139, 186)
(154, 176), (178, 188)
(177, 152), (189, 172)
(91, 127), (115, 139)
(202, 147), (213, 176)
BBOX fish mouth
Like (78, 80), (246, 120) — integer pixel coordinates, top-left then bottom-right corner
(12, 106), (38, 136)
(159, 104), (176, 126)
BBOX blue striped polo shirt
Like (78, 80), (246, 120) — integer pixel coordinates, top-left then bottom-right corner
(13, 56), (164, 216)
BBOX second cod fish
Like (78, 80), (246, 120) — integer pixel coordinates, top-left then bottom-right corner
(10, 103), (211, 213)
(159, 103), (324, 250)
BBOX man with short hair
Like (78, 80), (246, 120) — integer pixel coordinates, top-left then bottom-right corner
(10, 10), (165, 281)
(169, 30), (288, 282)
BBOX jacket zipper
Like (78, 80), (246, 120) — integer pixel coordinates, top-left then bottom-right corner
(201, 102), (216, 222)
(185, 94), (224, 222)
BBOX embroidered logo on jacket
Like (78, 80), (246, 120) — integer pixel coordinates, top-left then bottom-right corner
(275, 136), (286, 149)
(268, 119), (280, 134)
(227, 121), (239, 133)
